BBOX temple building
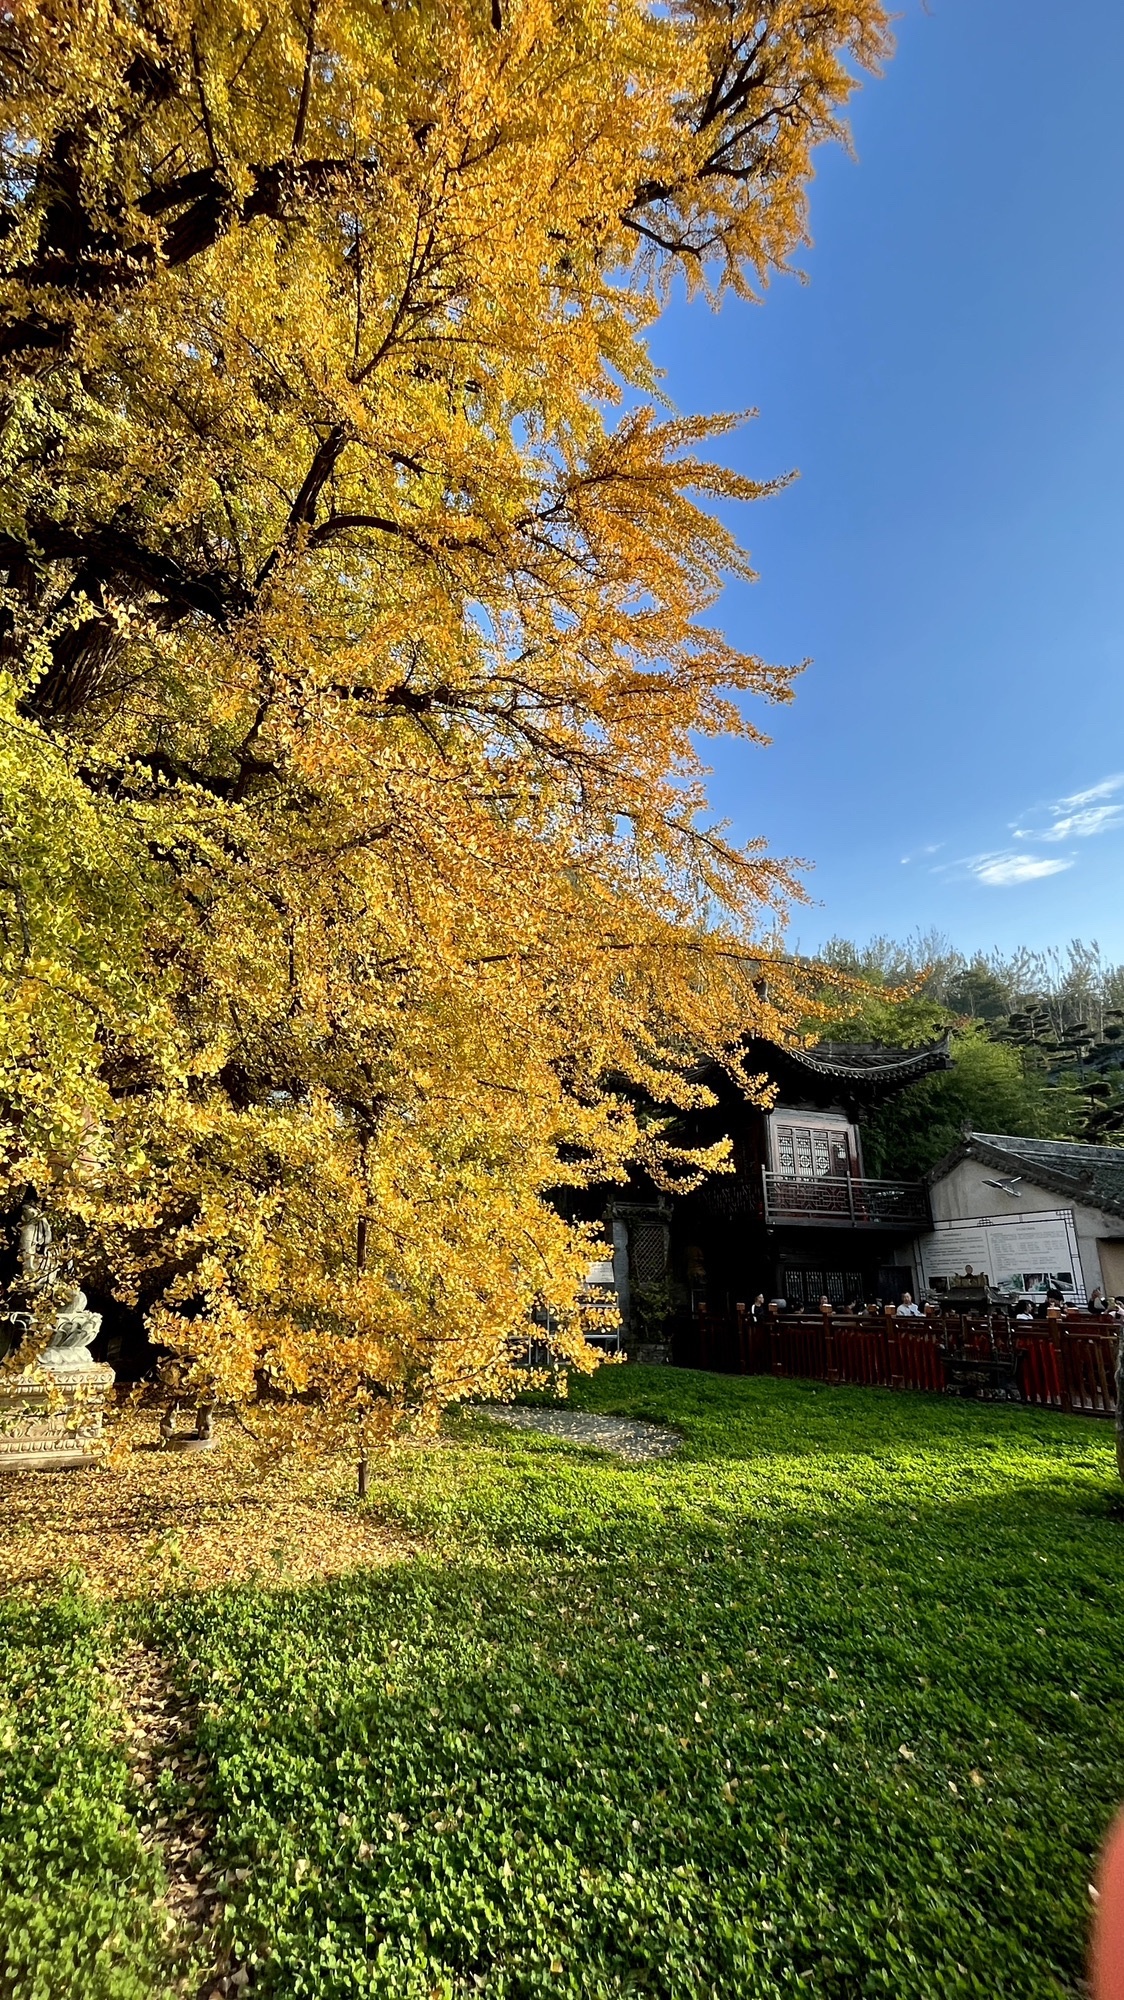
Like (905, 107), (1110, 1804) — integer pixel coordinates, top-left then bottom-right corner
(605, 1037), (952, 1355)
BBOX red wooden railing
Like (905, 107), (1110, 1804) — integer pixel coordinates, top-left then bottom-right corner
(691, 1304), (1119, 1417)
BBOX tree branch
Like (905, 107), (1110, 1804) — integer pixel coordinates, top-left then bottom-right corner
(24, 520), (251, 626)
(189, 27), (224, 173)
(3, 157), (378, 315)
(254, 421), (351, 592)
(291, 0), (319, 155)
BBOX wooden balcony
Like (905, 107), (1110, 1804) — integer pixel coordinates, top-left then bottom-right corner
(762, 1169), (931, 1229)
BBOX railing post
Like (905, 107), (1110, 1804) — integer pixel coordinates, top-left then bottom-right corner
(761, 1164), (770, 1225)
(847, 1173), (855, 1224)
(1047, 1308), (1072, 1414)
(882, 1304), (896, 1388)
(888, 1306), (905, 1389)
(822, 1304), (838, 1385)
(695, 1301), (709, 1371)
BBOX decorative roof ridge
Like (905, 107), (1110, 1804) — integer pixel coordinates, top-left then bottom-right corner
(968, 1130), (1123, 1158)
(767, 1035), (953, 1082)
(689, 1034), (953, 1095)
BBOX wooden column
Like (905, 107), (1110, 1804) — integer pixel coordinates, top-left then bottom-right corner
(769, 1303), (782, 1377)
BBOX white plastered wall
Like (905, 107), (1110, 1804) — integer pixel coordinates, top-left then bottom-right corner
(928, 1156), (1124, 1298)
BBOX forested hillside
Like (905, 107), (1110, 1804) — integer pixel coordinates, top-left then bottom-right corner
(805, 936), (1124, 1177)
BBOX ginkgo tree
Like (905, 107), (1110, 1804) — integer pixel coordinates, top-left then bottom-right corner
(0, 0), (890, 1449)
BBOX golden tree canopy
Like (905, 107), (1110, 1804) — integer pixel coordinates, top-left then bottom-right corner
(0, 0), (890, 1442)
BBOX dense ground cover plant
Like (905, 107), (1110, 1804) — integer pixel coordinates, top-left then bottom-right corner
(140, 1374), (1124, 1998)
(6, 1374), (1122, 1996)
(0, 1591), (165, 2000)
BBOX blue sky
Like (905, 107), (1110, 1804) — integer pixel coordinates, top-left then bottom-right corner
(651, 0), (1124, 960)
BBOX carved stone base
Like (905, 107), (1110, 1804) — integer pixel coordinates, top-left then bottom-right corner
(0, 1364), (116, 1471)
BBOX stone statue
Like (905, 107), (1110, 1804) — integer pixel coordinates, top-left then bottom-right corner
(1, 1195), (112, 1472)
(12, 1197), (102, 1369)
(17, 1196), (58, 1288)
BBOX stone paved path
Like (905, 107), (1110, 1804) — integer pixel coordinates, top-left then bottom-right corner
(479, 1405), (681, 1462)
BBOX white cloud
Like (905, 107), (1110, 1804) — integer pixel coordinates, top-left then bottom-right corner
(1013, 774), (1124, 844)
(1037, 803), (1124, 842)
(966, 852), (1074, 888)
(1058, 773), (1124, 809)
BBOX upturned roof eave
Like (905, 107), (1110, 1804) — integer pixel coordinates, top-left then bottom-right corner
(761, 1035), (954, 1086)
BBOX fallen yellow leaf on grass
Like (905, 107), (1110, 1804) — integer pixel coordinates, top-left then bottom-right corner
(0, 1408), (416, 1597)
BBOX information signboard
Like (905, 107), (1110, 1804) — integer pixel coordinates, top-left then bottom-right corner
(916, 1208), (1085, 1301)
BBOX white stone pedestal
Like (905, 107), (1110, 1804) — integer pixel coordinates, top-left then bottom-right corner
(0, 1363), (116, 1471)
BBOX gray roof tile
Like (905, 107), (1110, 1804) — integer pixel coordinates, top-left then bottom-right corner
(931, 1132), (1124, 1218)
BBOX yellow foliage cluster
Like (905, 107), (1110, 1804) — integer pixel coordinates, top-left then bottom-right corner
(0, 0), (889, 1446)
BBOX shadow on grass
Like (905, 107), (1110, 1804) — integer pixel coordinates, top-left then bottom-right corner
(0, 1593), (167, 2000)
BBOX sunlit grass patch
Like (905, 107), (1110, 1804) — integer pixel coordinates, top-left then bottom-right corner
(140, 1372), (1124, 1998)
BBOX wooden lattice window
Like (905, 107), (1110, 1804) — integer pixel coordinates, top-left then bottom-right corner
(783, 1268), (865, 1308)
(631, 1224), (667, 1286)
(774, 1124), (852, 1179)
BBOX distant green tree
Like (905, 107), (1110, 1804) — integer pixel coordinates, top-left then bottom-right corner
(811, 932), (1124, 1029)
(860, 1028), (1081, 1179)
(945, 960), (1011, 1022)
(803, 972), (950, 1050)
(812, 991), (951, 1048)
(813, 931), (962, 1001)
(803, 934), (1124, 1171)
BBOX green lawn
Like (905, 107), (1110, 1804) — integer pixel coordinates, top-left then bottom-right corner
(5, 1370), (1124, 1998)
(0, 1593), (166, 2000)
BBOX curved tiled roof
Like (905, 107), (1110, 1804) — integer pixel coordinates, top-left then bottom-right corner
(781, 1039), (953, 1084)
(692, 1036), (952, 1106)
(930, 1132), (1124, 1219)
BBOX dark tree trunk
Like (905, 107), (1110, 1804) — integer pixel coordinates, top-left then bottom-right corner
(32, 604), (125, 718)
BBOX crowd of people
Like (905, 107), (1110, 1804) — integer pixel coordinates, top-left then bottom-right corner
(745, 1288), (1124, 1323)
